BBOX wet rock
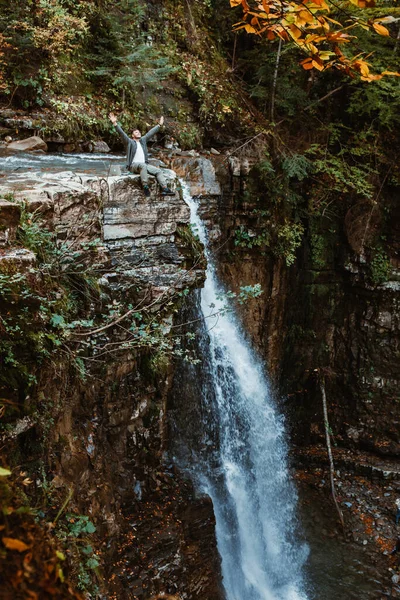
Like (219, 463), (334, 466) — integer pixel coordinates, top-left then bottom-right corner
(7, 135), (47, 152)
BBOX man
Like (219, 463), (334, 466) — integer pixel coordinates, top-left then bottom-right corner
(109, 112), (174, 197)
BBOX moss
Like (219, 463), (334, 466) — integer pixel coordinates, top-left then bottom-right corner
(370, 247), (392, 285)
(176, 224), (205, 266)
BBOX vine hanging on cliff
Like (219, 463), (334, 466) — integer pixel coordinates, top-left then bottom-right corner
(229, 0), (400, 79)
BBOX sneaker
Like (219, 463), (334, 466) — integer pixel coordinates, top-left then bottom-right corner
(143, 185), (151, 198)
(161, 187), (175, 196)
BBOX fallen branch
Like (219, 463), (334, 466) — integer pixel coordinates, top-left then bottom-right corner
(303, 85), (345, 112)
(320, 373), (345, 531)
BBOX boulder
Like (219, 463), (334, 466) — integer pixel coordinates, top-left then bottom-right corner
(170, 156), (221, 196)
(92, 140), (111, 153)
(7, 136), (48, 152)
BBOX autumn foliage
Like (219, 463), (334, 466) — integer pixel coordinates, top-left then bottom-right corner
(230, 0), (400, 80)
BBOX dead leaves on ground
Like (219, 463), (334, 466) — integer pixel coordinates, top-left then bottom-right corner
(0, 498), (84, 599)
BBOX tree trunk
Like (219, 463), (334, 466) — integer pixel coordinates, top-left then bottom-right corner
(270, 38), (282, 123)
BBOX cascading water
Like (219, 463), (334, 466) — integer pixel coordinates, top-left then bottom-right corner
(173, 181), (310, 600)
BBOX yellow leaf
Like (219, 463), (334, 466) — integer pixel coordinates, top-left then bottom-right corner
(325, 16), (342, 26)
(300, 10), (314, 23)
(312, 59), (325, 71)
(372, 22), (390, 36)
(361, 74), (383, 81)
(381, 71), (400, 76)
(0, 468), (11, 477)
(319, 51), (335, 60)
(2, 537), (29, 552)
(355, 60), (370, 77)
(289, 24), (302, 40)
(376, 16), (396, 24)
(245, 23), (257, 33)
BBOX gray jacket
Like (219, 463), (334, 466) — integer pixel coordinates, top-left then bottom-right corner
(115, 123), (161, 168)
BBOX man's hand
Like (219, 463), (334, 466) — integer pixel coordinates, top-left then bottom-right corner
(159, 116), (164, 127)
(109, 112), (117, 126)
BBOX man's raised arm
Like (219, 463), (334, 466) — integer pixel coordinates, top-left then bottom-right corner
(109, 112), (130, 144)
(143, 116), (164, 141)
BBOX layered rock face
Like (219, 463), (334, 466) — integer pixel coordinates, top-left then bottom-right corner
(176, 158), (400, 459)
(0, 166), (220, 599)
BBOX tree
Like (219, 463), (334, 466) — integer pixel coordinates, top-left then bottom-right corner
(229, 0), (400, 80)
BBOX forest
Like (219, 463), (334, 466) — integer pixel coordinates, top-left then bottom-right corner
(0, 0), (399, 599)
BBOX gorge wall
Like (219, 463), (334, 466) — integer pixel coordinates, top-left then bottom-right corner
(175, 155), (399, 459)
(0, 164), (222, 599)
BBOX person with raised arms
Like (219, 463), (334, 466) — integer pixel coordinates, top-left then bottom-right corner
(109, 112), (174, 198)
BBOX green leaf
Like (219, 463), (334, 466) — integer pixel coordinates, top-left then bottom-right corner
(50, 314), (66, 328)
(0, 468), (11, 477)
(85, 521), (96, 534)
(86, 556), (100, 569)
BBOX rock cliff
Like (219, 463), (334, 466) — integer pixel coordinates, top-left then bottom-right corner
(0, 164), (221, 599)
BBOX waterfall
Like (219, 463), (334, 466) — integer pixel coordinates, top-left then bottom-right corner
(174, 182), (309, 600)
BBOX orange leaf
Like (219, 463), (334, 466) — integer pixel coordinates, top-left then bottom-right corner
(301, 58), (314, 70)
(230, 0), (242, 5)
(372, 22), (390, 36)
(354, 60), (370, 77)
(2, 537), (29, 552)
(312, 59), (325, 71)
(289, 24), (302, 40)
(299, 10), (314, 24)
(267, 29), (276, 39)
(381, 71), (400, 76)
